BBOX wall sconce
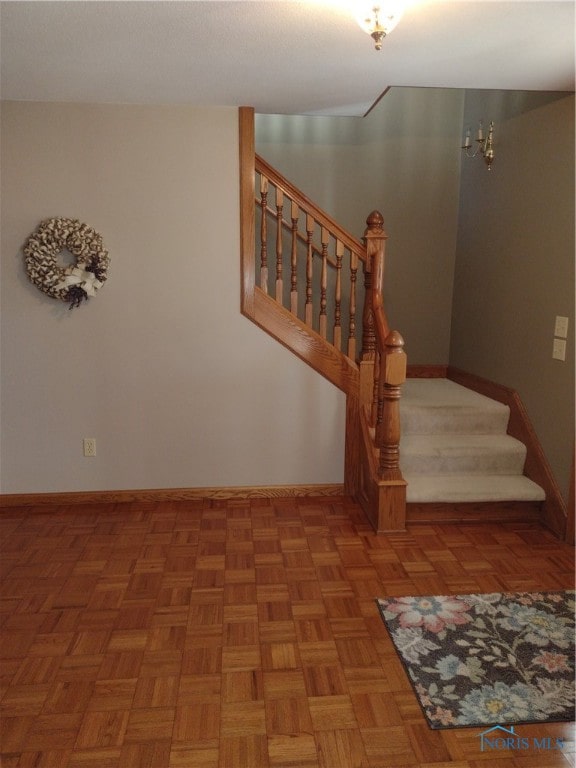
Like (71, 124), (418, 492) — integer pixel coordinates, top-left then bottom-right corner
(462, 120), (495, 170)
(356, 3), (405, 50)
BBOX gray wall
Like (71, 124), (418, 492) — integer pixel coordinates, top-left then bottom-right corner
(256, 87), (465, 364)
(0, 102), (345, 494)
(450, 92), (575, 500)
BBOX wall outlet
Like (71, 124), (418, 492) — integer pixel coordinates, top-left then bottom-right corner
(552, 338), (566, 361)
(554, 316), (569, 339)
(83, 438), (97, 457)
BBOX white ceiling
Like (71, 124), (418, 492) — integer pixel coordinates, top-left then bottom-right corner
(1, 0), (574, 117)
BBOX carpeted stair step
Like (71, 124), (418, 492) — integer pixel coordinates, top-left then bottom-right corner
(404, 473), (546, 504)
(399, 378), (545, 508)
(400, 434), (527, 476)
(401, 378), (510, 436)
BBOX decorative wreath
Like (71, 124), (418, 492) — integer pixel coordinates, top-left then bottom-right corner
(24, 217), (110, 308)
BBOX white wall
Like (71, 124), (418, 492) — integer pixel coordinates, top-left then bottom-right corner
(0, 102), (345, 494)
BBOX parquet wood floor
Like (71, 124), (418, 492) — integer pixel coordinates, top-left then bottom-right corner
(1, 497), (574, 767)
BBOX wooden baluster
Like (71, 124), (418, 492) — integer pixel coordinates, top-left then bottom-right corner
(359, 227), (376, 417)
(333, 239), (343, 350)
(260, 175), (268, 293)
(360, 210), (389, 416)
(319, 227), (329, 339)
(361, 257), (375, 359)
(275, 187), (283, 302)
(305, 214), (314, 326)
(372, 349), (380, 427)
(358, 261), (375, 417)
(348, 250), (357, 360)
(290, 201), (299, 315)
(360, 211), (387, 360)
(376, 331), (406, 479)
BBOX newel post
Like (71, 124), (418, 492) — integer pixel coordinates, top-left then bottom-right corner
(359, 211), (388, 412)
(376, 330), (407, 479)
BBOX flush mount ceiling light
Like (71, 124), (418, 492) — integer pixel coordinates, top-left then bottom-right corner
(356, 2), (405, 50)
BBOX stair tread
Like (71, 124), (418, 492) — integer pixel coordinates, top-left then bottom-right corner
(401, 379), (510, 435)
(401, 433), (526, 454)
(404, 473), (545, 503)
(402, 379), (509, 411)
(400, 433), (527, 476)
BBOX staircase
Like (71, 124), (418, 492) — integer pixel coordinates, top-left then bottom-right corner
(238, 107), (567, 538)
(400, 378), (545, 517)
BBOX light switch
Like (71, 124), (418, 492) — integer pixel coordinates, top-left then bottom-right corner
(552, 338), (566, 361)
(554, 316), (569, 339)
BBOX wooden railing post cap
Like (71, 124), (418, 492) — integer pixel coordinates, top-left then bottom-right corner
(365, 210), (385, 233)
(385, 330), (405, 349)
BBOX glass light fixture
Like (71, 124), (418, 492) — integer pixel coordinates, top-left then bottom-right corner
(355, 2), (405, 50)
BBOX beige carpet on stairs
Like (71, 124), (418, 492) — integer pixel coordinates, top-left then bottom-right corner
(400, 379), (546, 504)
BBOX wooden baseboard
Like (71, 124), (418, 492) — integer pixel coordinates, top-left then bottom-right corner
(407, 365), (448, 378)
(0, 484), (346, 509)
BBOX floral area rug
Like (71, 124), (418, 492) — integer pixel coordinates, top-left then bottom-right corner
(376, 591), (575, 729)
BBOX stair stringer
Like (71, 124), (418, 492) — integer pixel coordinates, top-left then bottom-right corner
(250, 288), (359, 396)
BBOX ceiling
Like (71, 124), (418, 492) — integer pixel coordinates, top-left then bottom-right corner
(1, 0), (574, 117)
